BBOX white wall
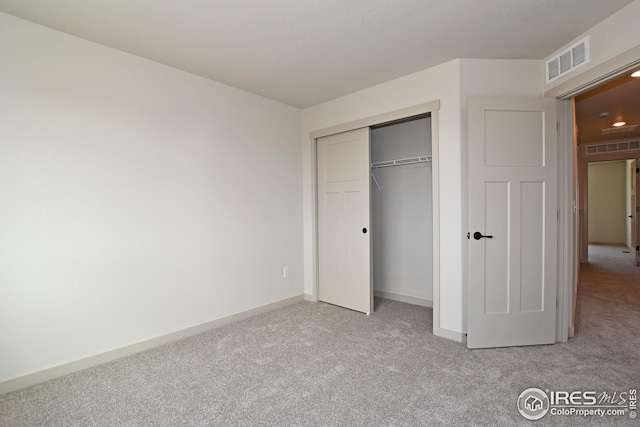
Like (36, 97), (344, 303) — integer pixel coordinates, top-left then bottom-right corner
(302, 59), (545, 335)
(0, 13), (303, 383)
(371, 118), (432, 301)
(545, 0), (640, 93)
(588, 161), (627, 244)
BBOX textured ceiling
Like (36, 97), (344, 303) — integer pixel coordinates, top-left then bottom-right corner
(0, 0), (634, 108)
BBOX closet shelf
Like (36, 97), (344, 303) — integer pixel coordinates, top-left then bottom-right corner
(371, 155), (432, 170)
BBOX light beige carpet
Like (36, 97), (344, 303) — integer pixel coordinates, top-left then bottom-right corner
(580, 244), (640, 306)
(1, 248), (639, 426)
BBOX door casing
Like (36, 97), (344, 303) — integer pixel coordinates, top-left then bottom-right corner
(546, 45), (640, 342)
(309, 101), (447, 336)
(578, 151), (640, 259)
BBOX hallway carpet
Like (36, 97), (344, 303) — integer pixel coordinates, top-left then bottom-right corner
(580, 244), (640, 306)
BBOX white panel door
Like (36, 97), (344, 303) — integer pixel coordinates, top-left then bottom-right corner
(468, 96), (557, 348)
(317, 128), (373, 314)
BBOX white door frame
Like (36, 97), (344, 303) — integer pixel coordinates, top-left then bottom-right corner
(546, 45), (640, 342)
(578, 147), (640, 262)
(556, 98), (576, 341)
(308, 100), (445, 334)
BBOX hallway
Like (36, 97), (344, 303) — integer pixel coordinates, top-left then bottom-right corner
(575, 244), (640, 341)
(579, 244), (640, 305)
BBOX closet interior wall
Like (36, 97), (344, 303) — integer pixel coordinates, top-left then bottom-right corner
(371, 117), (433, 305)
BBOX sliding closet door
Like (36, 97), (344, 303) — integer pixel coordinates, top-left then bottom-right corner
(317, 128), (373, 314)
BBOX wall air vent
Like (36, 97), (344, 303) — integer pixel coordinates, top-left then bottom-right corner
(585, 140), (640, 155)
(546, 37), (589, 83)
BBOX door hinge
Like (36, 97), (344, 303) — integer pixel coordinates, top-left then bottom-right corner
(556, 122), (560, 132)
(636, 168), (639, 174)
(556, 298), (559, 308)
(557, 211), (560, 220)
(636, 246), (639, 251)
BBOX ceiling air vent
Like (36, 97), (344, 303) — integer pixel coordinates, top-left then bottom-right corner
(601, 124), (639, 135)
(546, 37), (589, 83)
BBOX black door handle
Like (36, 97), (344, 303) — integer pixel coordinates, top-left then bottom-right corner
(362, 228), (367, 234)
(473, 232), (493, 240)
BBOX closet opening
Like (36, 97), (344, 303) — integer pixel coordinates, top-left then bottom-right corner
(371, 114), (433, 308)
(310, 100), (442, 334)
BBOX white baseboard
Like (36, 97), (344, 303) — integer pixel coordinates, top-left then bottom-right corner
(433, 325), (467, 343)
(303, 293), (317, 302)
(374, 290), (433, 308)
(588, 241), (627, 246)
(0, 294), (304, 395)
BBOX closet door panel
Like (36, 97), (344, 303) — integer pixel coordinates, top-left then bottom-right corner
(317, 128), (372, 314)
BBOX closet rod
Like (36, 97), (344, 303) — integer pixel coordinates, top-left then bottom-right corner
(371, 155), (432, 170)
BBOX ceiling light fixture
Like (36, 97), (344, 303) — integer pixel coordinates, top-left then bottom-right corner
(613, 121), (626, 127)
(632, 70), (640, 78)
(601, 124), (639, 135)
